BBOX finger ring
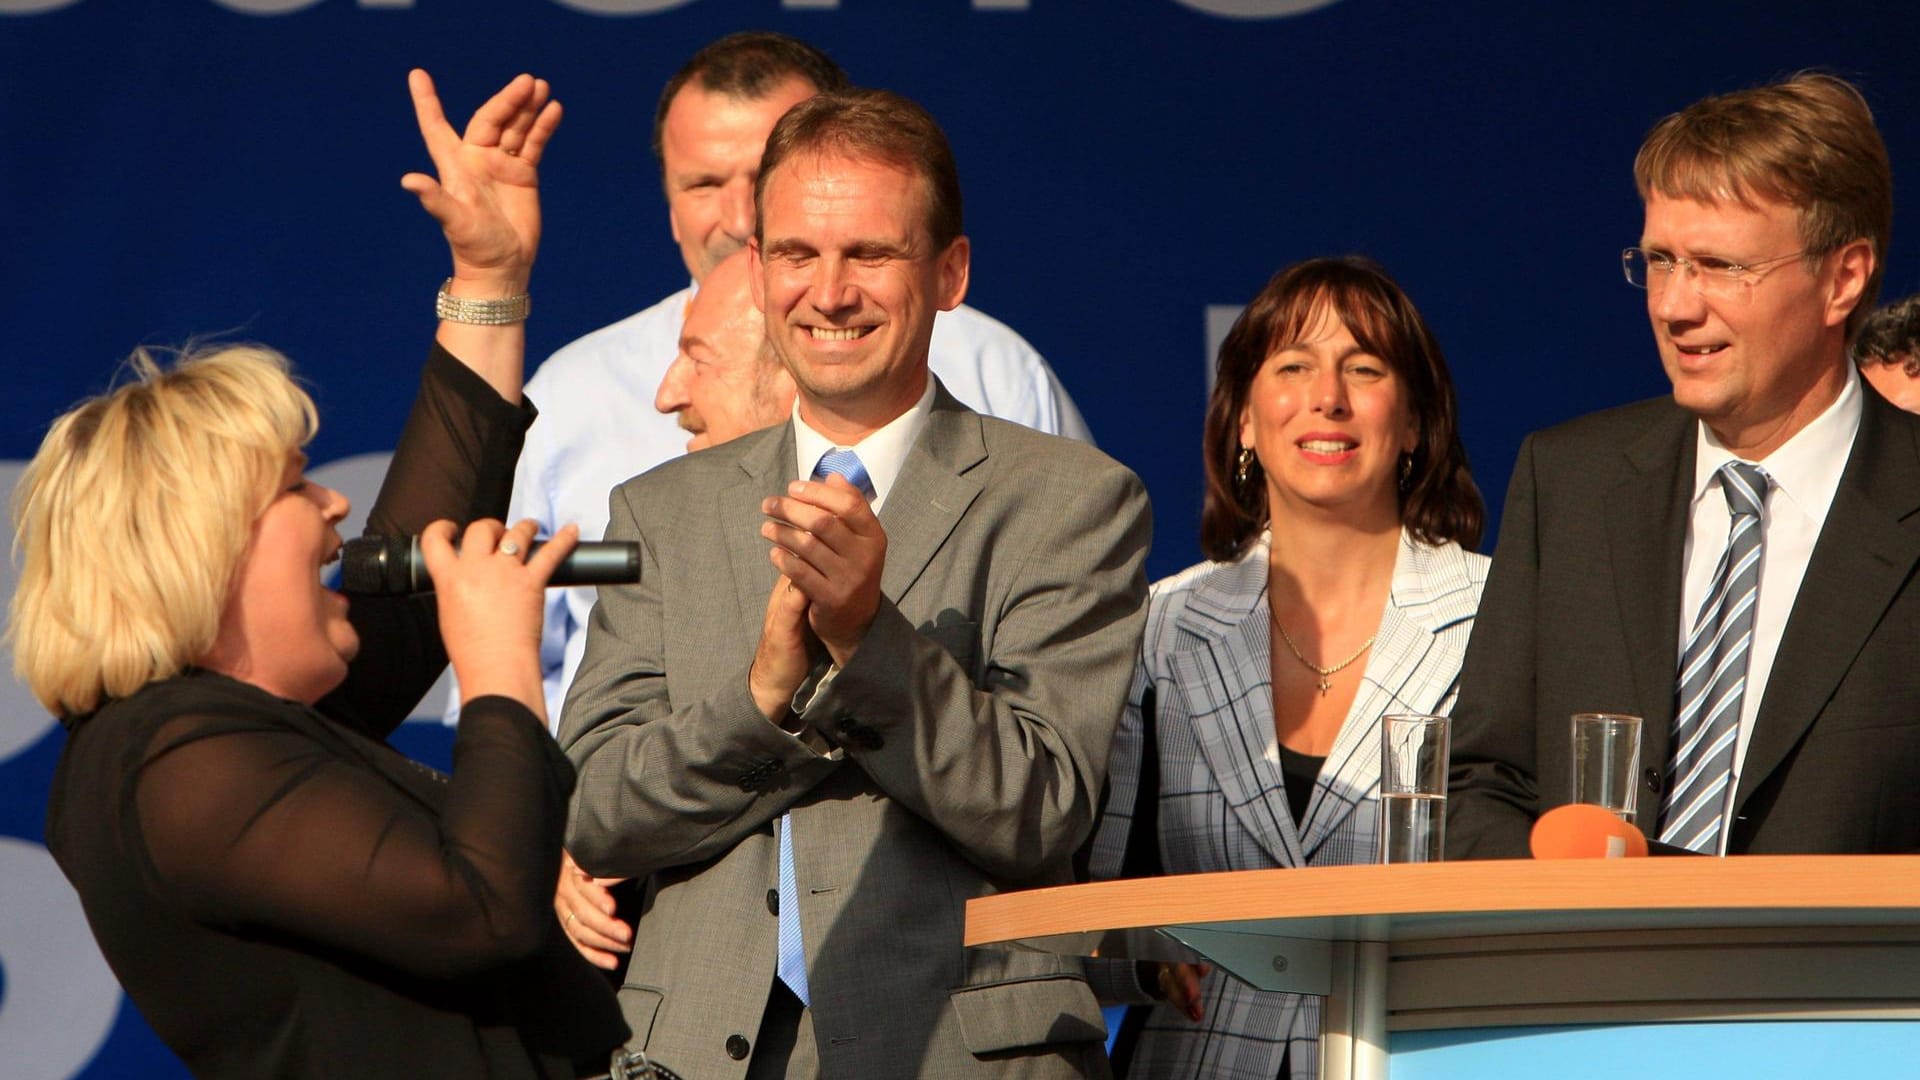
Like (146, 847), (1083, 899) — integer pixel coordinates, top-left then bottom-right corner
(505, 147), (520, 156)
(564, 911), (576, 929)
(499, 539), (522, 557)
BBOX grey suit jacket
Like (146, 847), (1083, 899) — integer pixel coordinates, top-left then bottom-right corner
(559, 383), (1151, 1079)
(1448, 387), (1920, 858)
(1086, 532), (1487, 1080)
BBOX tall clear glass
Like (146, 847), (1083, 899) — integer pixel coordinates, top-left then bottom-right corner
(1379, 714), (1449, 863)
(1570, 713), (1643, 823)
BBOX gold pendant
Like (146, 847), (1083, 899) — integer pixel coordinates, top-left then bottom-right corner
(1317, 676), (1332, 695)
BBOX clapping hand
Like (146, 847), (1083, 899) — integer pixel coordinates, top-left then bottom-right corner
(762, 474), (887, 667)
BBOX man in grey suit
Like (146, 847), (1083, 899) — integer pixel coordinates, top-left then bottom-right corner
(1447, 73), (1918, 858)
(559, 88), (1150, 1079)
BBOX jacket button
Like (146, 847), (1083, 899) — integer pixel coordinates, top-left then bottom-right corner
(767, 888), (779, 916)
(726, 1034), (751, 1060)
(1643, 765), (1663, 795)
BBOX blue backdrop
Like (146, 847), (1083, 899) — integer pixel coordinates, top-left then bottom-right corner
(4, 1), (1918, 1076)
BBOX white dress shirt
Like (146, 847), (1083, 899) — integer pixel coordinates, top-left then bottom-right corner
(790, 375), (936, 511)
(1678, 366), (1862, 851)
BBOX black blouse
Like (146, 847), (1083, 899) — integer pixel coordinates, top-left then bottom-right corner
(1276, 743), (1325, 827)
(44, 347), (628, 1079)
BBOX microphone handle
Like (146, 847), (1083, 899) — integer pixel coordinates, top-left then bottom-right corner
(488, 539), (640, 587)
(339, 535), (640, 595)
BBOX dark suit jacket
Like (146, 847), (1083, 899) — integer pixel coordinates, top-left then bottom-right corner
(1447, 386), (1920, 858)
(559, 383), (1151, 1079)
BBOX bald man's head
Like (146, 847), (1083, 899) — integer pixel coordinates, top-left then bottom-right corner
(654, 249), (797, 451)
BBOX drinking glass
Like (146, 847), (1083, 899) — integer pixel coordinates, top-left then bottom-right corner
(1379, 714), (1449, 863)
(1570, 713), (1642, 823)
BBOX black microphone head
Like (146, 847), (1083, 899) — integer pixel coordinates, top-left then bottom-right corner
(339, 535), (417, 595)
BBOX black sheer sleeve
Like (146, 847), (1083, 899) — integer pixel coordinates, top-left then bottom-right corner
(319, 344), (535, 738)
(134, 692), (570, 979)
(368, 343), (533, 536)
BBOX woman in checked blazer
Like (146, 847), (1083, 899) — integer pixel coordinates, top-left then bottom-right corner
(1087, 257), (1488, 1080)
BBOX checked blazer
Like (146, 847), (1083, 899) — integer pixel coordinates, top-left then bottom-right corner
(1086, 531), (1487, 1080)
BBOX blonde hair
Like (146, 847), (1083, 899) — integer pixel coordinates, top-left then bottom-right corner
(1634, 72), (1893, 340)
(8, 344), (318, 717)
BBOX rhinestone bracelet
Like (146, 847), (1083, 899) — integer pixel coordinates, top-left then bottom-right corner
(435, 278), (531, 325)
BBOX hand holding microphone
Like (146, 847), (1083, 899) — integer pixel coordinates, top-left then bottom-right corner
(422, 519), (577, 715)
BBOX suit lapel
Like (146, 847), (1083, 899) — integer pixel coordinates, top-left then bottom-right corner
(879, 385), (985, 603)
(1605, 405), (1695, 771)
(1298, 611), (1415, 860)
(1166, 546), (1302, 867)
(720, 427), (793, 653)
(1300, 537), (1478, 858)
(1740, 393), (1920, 812)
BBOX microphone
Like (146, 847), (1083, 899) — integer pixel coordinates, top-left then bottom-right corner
(1529, 803), (1649, 859)
(339, 534), (640, 596)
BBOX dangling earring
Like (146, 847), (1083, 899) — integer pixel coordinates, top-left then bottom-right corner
(1398, 453), (1414, 493)
(1236, 446), (1256, 489)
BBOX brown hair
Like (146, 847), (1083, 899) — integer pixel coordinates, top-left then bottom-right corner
(1200, 256), (1483, 562)
(651, 31), (848, 167)
(755, 88), (963, 251)
(1634, 72), (1892, 339)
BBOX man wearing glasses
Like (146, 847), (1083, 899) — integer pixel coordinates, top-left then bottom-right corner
(1447, 73), (1913, 858)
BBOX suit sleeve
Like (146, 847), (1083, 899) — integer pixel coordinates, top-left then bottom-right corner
(557, 478), (840, 879)
(1445, 435), (1545, 859)
(798, 457), (1151, 880)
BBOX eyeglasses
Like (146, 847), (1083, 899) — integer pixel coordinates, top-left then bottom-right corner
(1621, 247), (1811, 298)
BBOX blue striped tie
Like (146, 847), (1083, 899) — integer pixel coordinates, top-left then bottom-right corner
(775, 814), (808, 1005)
(811, 447), (876, 500)
(1660, 460), (1769, 854)
(775, 449), (875, 1007)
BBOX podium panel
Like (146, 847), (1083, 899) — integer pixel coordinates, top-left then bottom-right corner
(965, 858), (1920, 1079)
(1392, 1020), (1918, 1079)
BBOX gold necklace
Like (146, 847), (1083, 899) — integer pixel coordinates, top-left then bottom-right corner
(1270, 613), (1374, 696)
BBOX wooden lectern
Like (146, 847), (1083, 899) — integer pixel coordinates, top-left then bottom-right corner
(966, 857), (1920, 1079)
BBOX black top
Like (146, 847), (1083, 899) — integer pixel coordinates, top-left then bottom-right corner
(44, 347), (628, 1079)
(1276, 743), (1325, 827)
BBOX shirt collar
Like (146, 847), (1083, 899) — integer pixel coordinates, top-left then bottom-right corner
(1691, 364), (1862, 530)
(790, 377), (937, 512)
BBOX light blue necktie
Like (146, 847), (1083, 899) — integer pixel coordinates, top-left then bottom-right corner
(774, 813), (808, 1005)
(776, 448), (876, 1006)
(811, 447), (876, 500)
(1660, 460), (1769, 854)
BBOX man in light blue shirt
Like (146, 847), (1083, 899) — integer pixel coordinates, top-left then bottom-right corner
(447, 31), (1089, 727)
